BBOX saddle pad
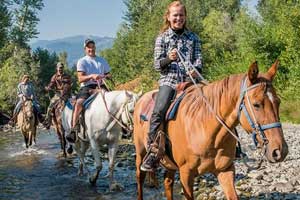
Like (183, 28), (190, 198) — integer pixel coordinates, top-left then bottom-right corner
(65, 93), (98, 110)
(82, 92), (98, 109)
(139, 91), (186, 122)
(66, 99), (74, 110)
(166, 93), (185, 120)
(140, 91), (157, 121)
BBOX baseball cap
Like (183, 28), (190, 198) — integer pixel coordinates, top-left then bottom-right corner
(84, 39), (95, 47)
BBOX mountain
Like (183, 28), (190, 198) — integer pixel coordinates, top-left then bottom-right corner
(30, 35), (114, 66)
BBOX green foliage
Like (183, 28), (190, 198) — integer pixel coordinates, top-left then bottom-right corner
(10, 0), (44, 47)
(0, 0), (299, 122)
(0, 47), (35, 113)
(100, 0), (300, 122)
(0, 0), (11, 48)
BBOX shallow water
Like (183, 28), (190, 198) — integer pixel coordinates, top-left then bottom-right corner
(0, 128), (172, 200)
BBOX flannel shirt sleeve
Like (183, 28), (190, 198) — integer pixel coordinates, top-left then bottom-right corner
(154, 35), (167, 72)
(192, 35), (203, 72)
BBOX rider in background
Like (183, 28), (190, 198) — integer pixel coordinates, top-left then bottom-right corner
(10, 75), (45, 126)
(44, 62), (72, 129)
(66, 39), (112, 143)
(140, 0), (203, 172)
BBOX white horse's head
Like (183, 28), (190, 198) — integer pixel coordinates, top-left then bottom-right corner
(121, 90), (142, 136)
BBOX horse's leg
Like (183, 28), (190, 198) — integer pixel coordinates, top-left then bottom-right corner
(147, 171), (159, 188)
(164, 170), (176, 200)
(215, 165), (238, 200)
(53, 118), (64, 156)
(107, 142), (117, 184)
(74, 140), (89, 176)
(23, 133), (29, 148)
(28, 130), (32, 147)
(179, 166), (196, 200)
(58, 122), (67, 158)
(89, 138), (102, 186)
(136, 151), (147, 200)
(33, 124), (37, 145)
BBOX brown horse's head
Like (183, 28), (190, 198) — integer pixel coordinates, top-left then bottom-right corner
(238, 60), (288, 163)
(23, 100), (34, 122)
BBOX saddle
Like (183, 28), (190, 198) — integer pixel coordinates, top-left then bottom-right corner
(140, 82), (192, 122)
(140, 82), (194, 171)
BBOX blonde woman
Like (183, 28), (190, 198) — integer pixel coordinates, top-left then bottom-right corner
(141, 1), (203, 172)
(11, 75), (44, 126)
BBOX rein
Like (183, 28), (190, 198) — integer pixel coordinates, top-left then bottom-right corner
(97, 81), (133, 133)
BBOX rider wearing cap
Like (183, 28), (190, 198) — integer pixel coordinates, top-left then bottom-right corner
(66, 39), (112, 143)
(44, 62), (72, 129)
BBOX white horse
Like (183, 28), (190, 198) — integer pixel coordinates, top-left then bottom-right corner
(62, 89), (141, 190)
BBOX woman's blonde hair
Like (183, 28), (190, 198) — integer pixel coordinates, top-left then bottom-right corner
(160, 1), (187, 33)
(21, 74), (30, 82)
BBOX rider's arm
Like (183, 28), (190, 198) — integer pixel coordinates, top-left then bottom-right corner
(192, 35), (203, 73)
(154, 34), (169, 72)
(45, 75), (56, 91)
(77, 71), (101, 83)
(17, 83), (24, 98)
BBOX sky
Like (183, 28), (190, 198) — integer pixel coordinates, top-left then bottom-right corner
(35, 0), (126, 41)
(35, 0), (258, 42)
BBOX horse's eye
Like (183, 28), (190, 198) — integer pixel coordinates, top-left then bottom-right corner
(253, 103), (261, 109)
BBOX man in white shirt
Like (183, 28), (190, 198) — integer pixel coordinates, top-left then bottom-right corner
(66, 39), (112, 143)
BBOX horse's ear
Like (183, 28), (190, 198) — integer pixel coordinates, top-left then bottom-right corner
(248, 61), (259, 84)
(125, 90), (133, 99)
(267, 59), (279, 81)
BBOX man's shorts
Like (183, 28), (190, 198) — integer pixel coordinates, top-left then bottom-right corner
(76, 84), (98, 100)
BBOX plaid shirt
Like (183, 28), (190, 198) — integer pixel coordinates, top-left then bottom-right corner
(154, 28), (202, 89)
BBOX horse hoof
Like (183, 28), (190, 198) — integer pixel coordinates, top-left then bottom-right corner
(77, 171), (83, 176)
(110, 182), (124, 192)
(89, 177), (97, 186)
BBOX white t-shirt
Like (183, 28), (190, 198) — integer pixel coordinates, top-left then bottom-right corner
(77, 55), (111, 87)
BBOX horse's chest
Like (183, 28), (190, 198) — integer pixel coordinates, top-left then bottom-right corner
(197, 149), (233, 173)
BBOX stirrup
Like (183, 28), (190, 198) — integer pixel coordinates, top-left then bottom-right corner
(140, 152), (159, 172)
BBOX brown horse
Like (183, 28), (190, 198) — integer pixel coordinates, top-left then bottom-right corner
(51, 98), (72, 157)
(17, 99), (37, 148)
(133, 61), (288, 200)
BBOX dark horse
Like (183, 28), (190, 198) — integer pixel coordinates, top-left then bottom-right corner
(51, 98), (72, 157)
(133, 61), (288, 200)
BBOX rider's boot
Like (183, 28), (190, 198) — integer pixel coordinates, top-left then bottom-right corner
(66, 125), (78, 143)
(140, 134), (160, 172)
(8, 116), (16, 127)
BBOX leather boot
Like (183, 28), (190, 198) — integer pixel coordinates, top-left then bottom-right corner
(140, 143), (160, 172)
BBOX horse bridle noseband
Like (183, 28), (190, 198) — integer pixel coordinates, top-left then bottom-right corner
(237, 76), (282, 147)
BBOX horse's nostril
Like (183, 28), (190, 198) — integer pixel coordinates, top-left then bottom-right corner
(272, 149), (281, 161)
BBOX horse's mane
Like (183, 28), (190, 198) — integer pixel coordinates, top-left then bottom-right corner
(182, 74), (245, 122)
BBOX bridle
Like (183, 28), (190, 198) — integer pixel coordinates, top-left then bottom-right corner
(175, 48), (282, 169)
(237, 76), (282, 148)
(100, 89), (135, 134)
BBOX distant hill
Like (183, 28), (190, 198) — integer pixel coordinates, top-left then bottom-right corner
(30, 35), (114, 66)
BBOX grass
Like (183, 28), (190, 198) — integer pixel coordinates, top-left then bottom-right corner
(280, 100), (300, 124)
